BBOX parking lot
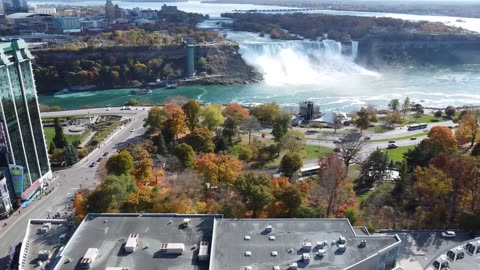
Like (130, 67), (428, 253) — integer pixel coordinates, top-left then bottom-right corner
(380, 231), (474, 269)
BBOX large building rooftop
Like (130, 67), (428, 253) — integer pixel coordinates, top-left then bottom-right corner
(211, 218), (400, 270)
(52, 214), (222, 270)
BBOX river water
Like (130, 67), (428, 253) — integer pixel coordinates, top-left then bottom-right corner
(34, 0), (480, 111)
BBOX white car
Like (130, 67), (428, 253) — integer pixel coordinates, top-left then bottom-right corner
(441, 231), (455, 238)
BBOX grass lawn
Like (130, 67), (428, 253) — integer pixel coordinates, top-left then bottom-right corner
(385, 145), (414, 162)
(403, 114), (447, 125)
(44, 127), (84, 146)
(371, 132), (428, 142)
(302, 144), (333, 160)
(367, 125), (393, 134)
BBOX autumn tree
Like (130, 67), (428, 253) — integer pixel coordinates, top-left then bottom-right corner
(184, 127), (215, 153)
(414, 166), (453, 226)
(279, 152), (303, 178)
(130, 148), (153, 184)
(164, 103), (187, 140)
(223, 103), (249, 124)
(279, 130), (306, 152)
(424, 126), (458, 154)
(123, 186), (154, 212)
(106, 150), (134, 175)
(250, 102), (281, 126)
(72, 190), (89, 222)
(182, 99), (201, 131)
(455, 112), (479, 147)
(315, 154), (351, 217)
(174, 143), (195, 169)
(155, 133), (168, 156)
(235, 173), (273, 217)
(222, 118), (238, 145)
(195, 153), (243, 187)
(241, 115), (261, 144)
(272, 179), (303, 217)
(86, 174), (137, 213)
(355, 107), (370, 133)
(145, 106), (168, 130)
(200, 104), (224, 130)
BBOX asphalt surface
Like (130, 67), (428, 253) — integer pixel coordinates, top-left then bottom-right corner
(0, 107), (148, 269)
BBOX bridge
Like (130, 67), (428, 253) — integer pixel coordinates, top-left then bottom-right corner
(232, 8), (314, 14)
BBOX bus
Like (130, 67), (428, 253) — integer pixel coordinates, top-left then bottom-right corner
(407, 123), (428, 131)
(299, 165), (320, 178)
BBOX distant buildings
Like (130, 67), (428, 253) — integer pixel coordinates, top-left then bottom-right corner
(33, 6), (56, 15)
(53, 16), (81, 33)
(105, 0), (122, 22)
(3, 0), (28, 15)
(161, 4), (178, 14)
(0, 39), (52, 216)
(299, 101), (320, 121)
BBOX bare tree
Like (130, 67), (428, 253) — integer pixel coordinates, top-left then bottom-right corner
(241, 115), (261, 144)
(314, 154), (349, 217)
(337, 136), (364, 172)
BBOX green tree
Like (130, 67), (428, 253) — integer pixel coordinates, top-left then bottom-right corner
(344, 207), (361, 225)
(279, 152), (303, 178)
(185, 127), (215, 153)
(222, 118), (238, 145)
(401, 97), (411, 120)
(155, 133), (168, 156)
(200, 104), (224, 130)
(274, 185), (303, 217)
(472, 143), (480, 156)
(445, 105), (456, 118)
(53, 118), (67, 149)
(231, 144), (253, 161)
(250, 102), (281, 126)
(355, 107), (370, 133)
(106, 150), (134, 175)
(182, 99), (201, 131)
(241, 116), (261, 144)
(174, 143), (195, 169)
(359, 148), (388, 187)
(279, 130), (306, 152)
(63, 144), (78, 165)
(145, 106), (168, 130)
(48, 141), (56, 155)
(388, 99), (400, 110)
(86, 174), (137, 213)
(235, 173), (273, 217)
(272, 111), (291, 141)
(125, 98), (139, 106)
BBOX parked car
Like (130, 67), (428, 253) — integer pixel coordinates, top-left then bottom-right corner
(97, 158), (102, 162)
(387, 144), (398, 149)
(103, 152), (109, 157)
(333, 139), (342, 144)
(364, 136), (371, 140)
(410, 137), (417, 140)
(441, 231), (456, 238)
(388, 140), (396, 143)
(89, 162), (96, 167)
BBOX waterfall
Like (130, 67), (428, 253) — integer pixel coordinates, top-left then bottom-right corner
(239, 39), (378, 86)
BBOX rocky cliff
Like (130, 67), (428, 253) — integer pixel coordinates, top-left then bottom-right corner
(356, 33), (480, 68)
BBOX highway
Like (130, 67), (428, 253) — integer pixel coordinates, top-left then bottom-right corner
(0, 107), (148, 269)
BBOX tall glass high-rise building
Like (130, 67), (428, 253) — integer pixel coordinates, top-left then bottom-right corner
(0, 39), (51, 208)
(3, 0), (28, 14)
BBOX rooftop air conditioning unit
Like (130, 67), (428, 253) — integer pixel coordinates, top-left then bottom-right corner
(271, 251), (278, 257)
(245, 251), (252, 256)
(105, 268), (129, 270)
(124, 234), (138, 253)
(338, 236), (346, 244)
(244, 235), (251, 240)
(160, 243), (185, 255)
(245, 267), (252, 270)
(273, 266), (280, 270)
(338, 244), (346, 252)
(80, 248), (98, 269)
(198, 241), (209, 261)
(288, 262), (298, 270)
(265, 225), (273, 232)
(183, 218), (191, 227)
(269, 236), (276, 241)
(317, 249), (326, 257)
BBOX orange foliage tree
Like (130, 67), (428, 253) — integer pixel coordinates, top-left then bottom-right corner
(195, 153), (243, 187)
(455, 112), (479, 147)
(425, 126), (458, 154)
(223, 103), (249, 123)
(164, 103), (188, 140)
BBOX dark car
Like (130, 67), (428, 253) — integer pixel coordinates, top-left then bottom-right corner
(103, 152), (109, 157)
(410, 137), (417, 140)
(89, 162), (96, 167)
(97, 158), (102, 162)
(387, 144), (398, 149)
(388, 140), (396, 143)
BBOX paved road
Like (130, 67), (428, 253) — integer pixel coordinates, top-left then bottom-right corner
(0, 109), (148, 269)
